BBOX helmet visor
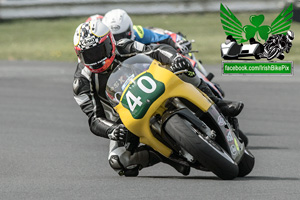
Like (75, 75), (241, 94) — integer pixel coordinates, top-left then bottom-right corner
(81, 37), (113, 69)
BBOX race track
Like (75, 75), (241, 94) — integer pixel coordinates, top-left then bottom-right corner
(1, 60), (299, 200)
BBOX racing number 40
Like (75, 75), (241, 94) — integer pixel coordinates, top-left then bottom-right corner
(126, 76), (157, 112)
(125, 91), (142, 112)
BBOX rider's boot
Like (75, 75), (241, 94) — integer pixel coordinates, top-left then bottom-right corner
(197, 80), (244, 117)
(147, 147), (190, 176)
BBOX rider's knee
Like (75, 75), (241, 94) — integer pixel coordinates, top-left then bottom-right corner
(108, 146), (151, 176)
(109, 155), (124, 172)
(108, 154), (139, 176)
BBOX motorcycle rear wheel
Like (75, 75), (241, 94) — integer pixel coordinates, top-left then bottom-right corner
(165, 114), (239, 180)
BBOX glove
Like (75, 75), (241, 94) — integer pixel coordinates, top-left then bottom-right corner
(107, 124), (128, 142)
(176, 40), (192, 54)
(170, 55), (195, 77)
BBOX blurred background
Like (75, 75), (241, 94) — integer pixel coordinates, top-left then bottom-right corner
(0, 0), (298, 64)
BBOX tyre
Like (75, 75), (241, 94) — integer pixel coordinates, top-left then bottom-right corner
(238, 148), (255, 177)
(254, 54), (261, 59)
(164, 114), (239, 180)
(267, 47), (279, 60)
(277, 54), (285, 60)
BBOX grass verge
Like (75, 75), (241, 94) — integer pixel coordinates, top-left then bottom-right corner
(0, 12), (299, 65)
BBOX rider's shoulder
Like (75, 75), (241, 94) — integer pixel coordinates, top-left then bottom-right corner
(133, 25), (145, 39)
(133, 25), (144, 30)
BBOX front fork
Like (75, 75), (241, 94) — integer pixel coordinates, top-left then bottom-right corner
(151, 98), (214, 163)
(164, 98), (243, 163)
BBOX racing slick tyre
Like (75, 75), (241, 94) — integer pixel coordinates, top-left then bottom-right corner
(237, 148), (255, 177)
(164, 114), (239, 180)
(277, 54), (285, 60)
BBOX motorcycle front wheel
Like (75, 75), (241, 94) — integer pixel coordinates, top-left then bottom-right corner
(164, 114), (239, 180)
(267, 47), (280, 60)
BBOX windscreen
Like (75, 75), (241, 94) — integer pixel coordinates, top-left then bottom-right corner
(106, 54), (153, 107)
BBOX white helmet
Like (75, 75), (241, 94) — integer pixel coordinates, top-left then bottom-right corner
(102, 9), (134, 41)
(286, 30), (294, 42)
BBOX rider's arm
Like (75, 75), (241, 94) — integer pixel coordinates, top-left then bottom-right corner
(116, 38), (178, 65)
(133, 25), (177, 49)
(266, 34), (277, 44)
(156, 37), (177, 49)
(116, 39), (196, 86)
(73, 63), (118, 138)
(144, 43), (179, 65)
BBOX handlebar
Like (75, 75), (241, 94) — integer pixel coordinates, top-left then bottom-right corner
(174, 69), (188, 75)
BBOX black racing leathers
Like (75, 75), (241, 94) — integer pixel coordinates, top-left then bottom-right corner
(156, 37), (177, 50)
(73, 39), (178, 138)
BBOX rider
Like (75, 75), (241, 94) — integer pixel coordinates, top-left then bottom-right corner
(88, 9), (191, 55)
(263, 30), (294, 60)
(72, 20), (243, 176)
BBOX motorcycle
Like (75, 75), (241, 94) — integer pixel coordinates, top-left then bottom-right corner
(105, 54), (254, 179)
(149, 27), (249, 146)
(260, 42), (287, 60)
(220, 41), (264, 60)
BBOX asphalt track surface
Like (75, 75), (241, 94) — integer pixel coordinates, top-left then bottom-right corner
(1, 60), (300, 200)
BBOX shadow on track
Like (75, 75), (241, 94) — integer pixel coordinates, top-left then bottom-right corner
(247, 146), (289, 150)
(236, 176), (300, 181)
(138, 176), (220, 180)
(138, 176), (299, 181)
(245, 132), (274, 136)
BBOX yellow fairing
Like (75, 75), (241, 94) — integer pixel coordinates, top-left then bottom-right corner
(114, 60), (212, 157)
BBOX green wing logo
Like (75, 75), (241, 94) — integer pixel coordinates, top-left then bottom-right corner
(220, 3), (293, 43)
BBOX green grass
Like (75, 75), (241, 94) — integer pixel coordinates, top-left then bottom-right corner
(0, 12), (299, 64)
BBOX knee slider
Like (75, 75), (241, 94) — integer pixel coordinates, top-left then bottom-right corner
(109, 155), (124, 171)
(109, 155), (139, 177)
